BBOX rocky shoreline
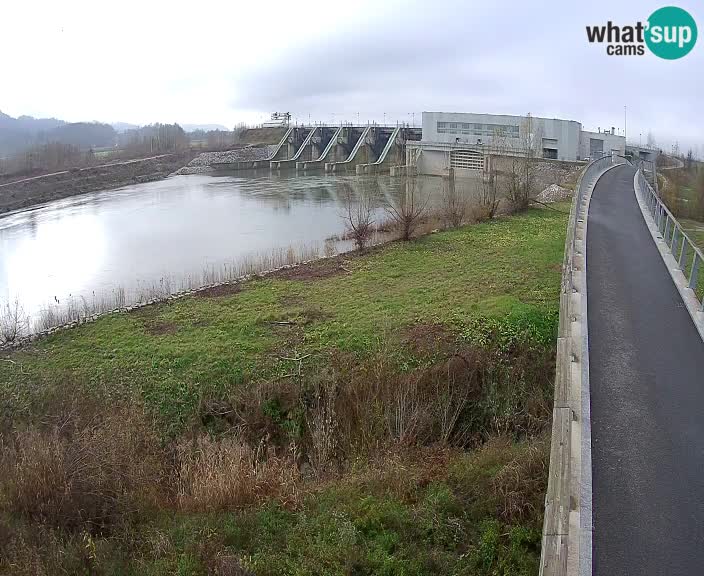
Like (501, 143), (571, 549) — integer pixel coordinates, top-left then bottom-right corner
(173, 146), (276, 175)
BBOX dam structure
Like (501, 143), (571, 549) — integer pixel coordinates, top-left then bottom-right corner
(214, 124), (422, 174)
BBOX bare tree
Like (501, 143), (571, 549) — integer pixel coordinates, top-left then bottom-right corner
(506, 113), (542, 211)
(441, 176), (466, 228)
(0, 299), (27, 345)
(385, 178), (430, 241)
(340, 182), (375, 251)
(477, 167), (500, 220)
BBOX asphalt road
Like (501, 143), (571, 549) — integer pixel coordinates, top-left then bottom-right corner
(588, 164), (704, 575)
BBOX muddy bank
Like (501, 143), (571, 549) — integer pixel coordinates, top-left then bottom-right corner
(0, 153), (192, 215)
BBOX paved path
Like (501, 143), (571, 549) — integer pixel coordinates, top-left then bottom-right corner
(587, 164), (704, 575)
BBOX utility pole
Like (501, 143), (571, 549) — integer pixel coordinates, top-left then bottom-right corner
(624, 105), (627, 143)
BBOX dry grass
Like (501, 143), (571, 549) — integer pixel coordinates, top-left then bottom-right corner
(492, 436), (550, 522)
(175, 434), (301, 511)
(0, 401), (166, 533)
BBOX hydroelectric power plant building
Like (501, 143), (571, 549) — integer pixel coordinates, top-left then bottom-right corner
(409, 112), (628, 176)
(217, 111), (653, 178)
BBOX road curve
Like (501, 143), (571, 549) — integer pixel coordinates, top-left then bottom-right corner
(587, 164), (704, 575)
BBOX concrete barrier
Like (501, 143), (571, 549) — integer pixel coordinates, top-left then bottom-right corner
(540, 156), (627, 576)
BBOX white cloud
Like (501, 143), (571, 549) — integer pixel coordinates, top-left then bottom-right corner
(1, 0), (702, 150)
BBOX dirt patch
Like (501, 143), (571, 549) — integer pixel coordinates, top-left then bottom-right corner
(194, 283), (242, 298)
(403, 323), (456, 356)
(144, 321), (178, 336)
(269, 257), (352, 282)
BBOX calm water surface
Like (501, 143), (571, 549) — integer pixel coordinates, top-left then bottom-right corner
(0, 171), (463, 328)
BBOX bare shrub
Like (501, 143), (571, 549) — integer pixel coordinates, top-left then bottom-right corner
(505, 114), (542, 212)
(175, 434), (300, 511)
(0, 299), (27, 344)
(441, 177), (467, 228)
(340, 182), (375, 251)
(434, 359), (472, 443)
(305, 377), (339, 475)
(323, 238), (338, 258)
(0, 403), (165, 533)
(475, 169), (500, 221)
(385, 177), (430, 241)
(385, 377), (431, 444)
(505, 156), (530, 211)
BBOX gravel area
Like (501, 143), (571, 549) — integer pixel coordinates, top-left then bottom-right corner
(536, 183), (573, 203)
(173, 146), (276, 175)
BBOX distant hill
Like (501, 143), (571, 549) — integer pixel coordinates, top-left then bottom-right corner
(0, 111), (66, 154)
(182, 123), (229, 132)
(0, 111), (115, 154)
(111, 122), (141, 133)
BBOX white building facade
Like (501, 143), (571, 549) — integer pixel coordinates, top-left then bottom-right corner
(411, 112), (626, 176)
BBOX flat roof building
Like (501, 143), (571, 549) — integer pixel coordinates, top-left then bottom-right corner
(410, 111), (626, 176)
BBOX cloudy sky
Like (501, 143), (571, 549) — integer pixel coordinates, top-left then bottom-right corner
(1, 0), (702, 151)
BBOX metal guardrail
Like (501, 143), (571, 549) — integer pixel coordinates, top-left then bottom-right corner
(636, 163), (704, 304)
(540, 152), (627, 576)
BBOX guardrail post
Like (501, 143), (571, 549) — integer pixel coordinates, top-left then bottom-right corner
(664, 217), (671, 244)
(657, 207), (665, 233)
(671, 227), (679, 253)
(679, 240), (689, 270)
(690, 253), (700, 291)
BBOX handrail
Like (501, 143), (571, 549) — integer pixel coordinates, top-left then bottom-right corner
(298, 126), (343, 169)
(272, 127), (318, 167)
(315, 126), (343, 161)
(635, 163), (704, 302)
(371, 126), (401, 165)
(326, 125), (371, 169)
(540, 152), (628, 576)
(265, 125), (295, 160)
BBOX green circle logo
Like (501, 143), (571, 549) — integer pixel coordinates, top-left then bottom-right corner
(645, 6), (698, 59)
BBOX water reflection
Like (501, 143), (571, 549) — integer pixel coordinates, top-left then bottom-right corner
(0, 171), (480, 330)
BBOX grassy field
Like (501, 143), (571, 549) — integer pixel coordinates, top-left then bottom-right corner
(0, 203), (569, 575)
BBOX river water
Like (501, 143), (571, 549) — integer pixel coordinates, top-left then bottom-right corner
(0, 171), (474, 331)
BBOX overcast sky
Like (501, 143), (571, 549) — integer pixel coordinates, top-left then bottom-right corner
(1, 0), (702, 152)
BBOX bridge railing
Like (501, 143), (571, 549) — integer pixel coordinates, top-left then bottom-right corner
(636, 163), (704, 303)
(540, 152), (627, 576)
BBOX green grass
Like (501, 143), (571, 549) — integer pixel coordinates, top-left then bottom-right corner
(0, 203), (569, 575)
(97, 440), (546, 576)
(1, 205), (568, 435)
